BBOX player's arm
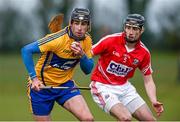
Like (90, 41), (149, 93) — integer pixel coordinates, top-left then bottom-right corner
(70, 42), (94, 74)
(91, 36), (109, 56)
(80, 55), (94, 74)
(21, 41), (44, 91)
(143, 74), (164, 117)
(139, 52), (164, 117)
(143, 74), (157, 103)
(21, 41), (40, 79)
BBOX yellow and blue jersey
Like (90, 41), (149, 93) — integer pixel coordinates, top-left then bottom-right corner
(35, 26), (92, 86)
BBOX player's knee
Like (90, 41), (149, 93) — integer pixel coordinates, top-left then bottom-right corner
(79, 114), (94, 121)
(118, 114), (132, 121)
(78, 111), (94, 121)
(145, 116), (156, 121)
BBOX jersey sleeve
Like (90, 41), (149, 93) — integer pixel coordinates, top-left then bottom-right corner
(21, 41), (40, 79)
(92, 36), (109, 55)
(37, 34), (60, 53)
(138, 52), (153, 75)
(83, 37), (93, 58)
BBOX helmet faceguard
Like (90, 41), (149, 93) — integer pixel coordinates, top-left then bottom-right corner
(124, 14), (145, 29)
(70, 8), (91, 32)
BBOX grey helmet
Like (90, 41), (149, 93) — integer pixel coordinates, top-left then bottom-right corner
(124, 14), (145, 28)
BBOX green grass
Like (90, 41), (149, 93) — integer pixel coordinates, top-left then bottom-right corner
(0, 51), (180, 121)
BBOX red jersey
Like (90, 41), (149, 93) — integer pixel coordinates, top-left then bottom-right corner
(91, 32), (153, 85)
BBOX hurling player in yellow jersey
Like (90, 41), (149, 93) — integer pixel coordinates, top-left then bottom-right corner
(21, 8), (94, 121)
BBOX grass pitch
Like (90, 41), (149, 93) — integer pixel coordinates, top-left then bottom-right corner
(0, 51), (180, 121)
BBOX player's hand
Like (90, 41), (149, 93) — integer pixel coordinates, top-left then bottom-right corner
(70, 42), (84, 57)
(31, 77), (45, 91)
(152, 101), (164, 117)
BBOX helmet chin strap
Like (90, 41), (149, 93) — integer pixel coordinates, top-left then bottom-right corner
(68, 27), (85, 41)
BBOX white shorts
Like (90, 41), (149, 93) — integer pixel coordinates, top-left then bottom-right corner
(90, 81), (145, 114)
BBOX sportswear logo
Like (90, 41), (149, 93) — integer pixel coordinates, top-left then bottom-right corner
(106, 61), (133, 77)
(70, 89), (78, 93)
(104, 94), (110, 100)
(113, 51), (120, 57)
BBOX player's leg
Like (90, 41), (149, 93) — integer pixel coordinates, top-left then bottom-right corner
(90, 81), (132, 121)
(33, 115), (51, 121)
(123, 85), (156, 121)
(63, 95), (94, 121)
(56, 80), (94, 121)
(27, 85), (54, 121)
(132, 103), (156, 121)
(110, 103), (132, 121)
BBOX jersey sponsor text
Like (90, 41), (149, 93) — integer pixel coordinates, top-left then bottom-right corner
(106, 61), (133, 77)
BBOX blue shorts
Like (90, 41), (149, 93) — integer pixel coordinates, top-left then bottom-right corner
(29, 80), (81, 115)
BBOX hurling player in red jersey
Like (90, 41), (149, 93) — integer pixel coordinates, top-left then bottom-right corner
(90, 14), (164, 121)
